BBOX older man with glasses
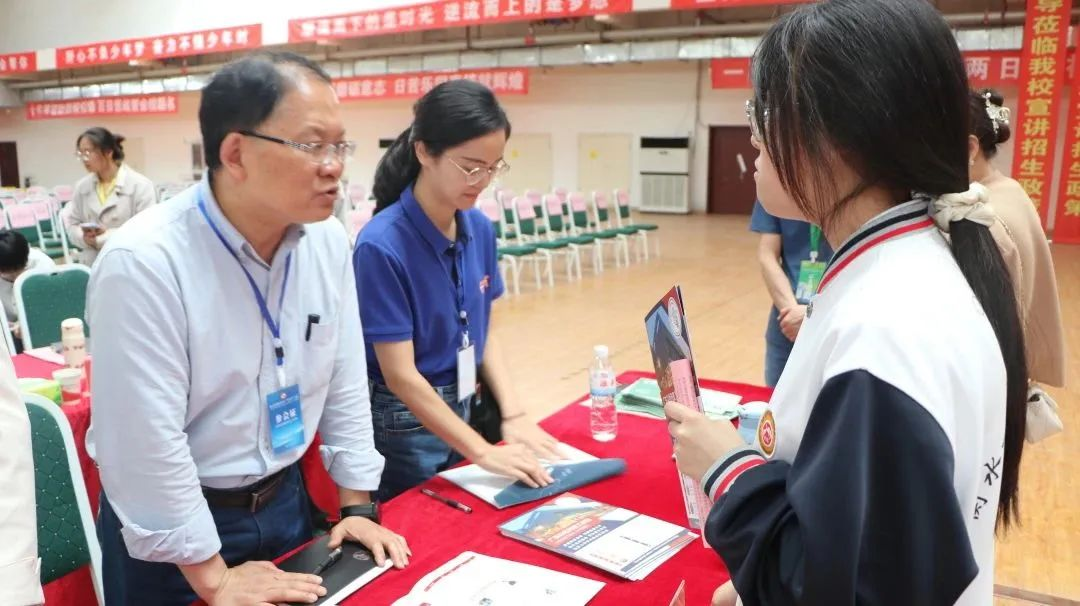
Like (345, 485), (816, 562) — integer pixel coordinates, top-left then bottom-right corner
(87, 52), (409, 606)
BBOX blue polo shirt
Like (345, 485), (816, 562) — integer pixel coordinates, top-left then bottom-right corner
(354, 184), (505, 386)
(749, 200), (834, 346)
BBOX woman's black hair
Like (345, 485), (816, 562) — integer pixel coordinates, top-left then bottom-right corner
(77, 127), (125, 164)
(373, 79), (511, 211)
(970, 88), (1012, 160)
(751, 0), (1028, 531)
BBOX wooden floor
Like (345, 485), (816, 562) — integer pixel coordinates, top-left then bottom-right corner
(495, 212), (1080, 603)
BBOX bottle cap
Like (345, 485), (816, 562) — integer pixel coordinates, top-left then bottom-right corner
(593, 345), (609, 358)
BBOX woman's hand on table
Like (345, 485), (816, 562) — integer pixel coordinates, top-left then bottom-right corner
(474, 443), (554, 487)
(712, 581), (739, 606)
(664, 402), (745, 481)
(501, 416), (564, 460)
(328, 517), (411, 569)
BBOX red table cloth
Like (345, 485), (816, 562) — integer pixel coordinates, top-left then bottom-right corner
(13, 355), (771, 606)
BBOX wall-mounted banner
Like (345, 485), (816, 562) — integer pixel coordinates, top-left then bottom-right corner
(290, 0), (632, 43)
(334, 68), (529, 101)
(1010, 0), (1073, 228)
(26, 94), (179, 120)
(0, 52), (36, 75)
(56, 25), (261, 69)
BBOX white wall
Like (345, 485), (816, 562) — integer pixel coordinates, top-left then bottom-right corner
(0, 61), (743, 212)
(0, 61), (1045, 217)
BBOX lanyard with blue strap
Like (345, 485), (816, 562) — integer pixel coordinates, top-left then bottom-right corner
(197, 191), (305, 455)
(196, 195), (293, 388)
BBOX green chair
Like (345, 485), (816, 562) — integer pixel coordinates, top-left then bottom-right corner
(479, 198), (548, 293)
(613, 189), (660, 261)
(543, 194), (600, 275)
(591, 191), (633, 266)
(513, 197), (576, 284)
(24, 393), (104, 604)
(568, 193), (623, 268)
(15, 264), (91, 349)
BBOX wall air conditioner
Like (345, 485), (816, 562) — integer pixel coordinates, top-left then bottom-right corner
(639, 137), (690, 214)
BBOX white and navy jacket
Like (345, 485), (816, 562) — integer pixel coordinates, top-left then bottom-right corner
(702, 199), (1007, 605)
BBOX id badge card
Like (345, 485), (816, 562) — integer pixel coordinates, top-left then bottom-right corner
(795, 260), (827, 303)
(457, 344), (477, 403)
(267, 384), (305, 456)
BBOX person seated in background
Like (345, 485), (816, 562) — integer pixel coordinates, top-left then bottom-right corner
(965, 88), (1067, 434)
(0, 230), (56, 350)
(0, 337), (45, 606)
(749, 200), (833, 387)
(62, 127), (156, 265)
(87, 52), (407, 606)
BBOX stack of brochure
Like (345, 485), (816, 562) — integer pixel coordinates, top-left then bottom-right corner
(499, 493), (697, 581)
(615, 378), (742, 421)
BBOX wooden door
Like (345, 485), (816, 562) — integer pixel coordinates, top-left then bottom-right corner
(707, 126), (757, 215)
(0, 142), (19, 188)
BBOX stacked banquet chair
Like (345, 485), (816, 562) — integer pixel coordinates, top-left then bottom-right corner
(477, 196), (548, 295)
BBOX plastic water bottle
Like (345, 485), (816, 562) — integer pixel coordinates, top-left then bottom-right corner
(589, 345), (618, 442)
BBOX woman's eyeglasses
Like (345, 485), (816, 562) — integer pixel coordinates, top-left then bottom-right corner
(74, 150), (94, 161)
(448, 157), (510, 186)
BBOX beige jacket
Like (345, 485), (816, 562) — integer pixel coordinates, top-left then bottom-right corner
(0, 337), (44, 605)
(63, 163), (156, 265)
(985, 176), (1067, 387)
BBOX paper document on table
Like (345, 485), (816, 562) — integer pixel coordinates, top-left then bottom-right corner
(392, 551), (604, 606)
(438, 443), (626, 509)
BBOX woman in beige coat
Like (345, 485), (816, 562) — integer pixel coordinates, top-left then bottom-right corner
(62, 127), (156, 265)
(967, 89), (1066, 389)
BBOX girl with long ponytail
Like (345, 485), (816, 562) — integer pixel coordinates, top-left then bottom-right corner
(664, 1), (1033, 604)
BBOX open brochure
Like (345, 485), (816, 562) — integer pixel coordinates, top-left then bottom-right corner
(644, 285), (713, 532)
(499, 493), (697, 581)
(393, 551), (605, 606)
(438, 443), (626, 509)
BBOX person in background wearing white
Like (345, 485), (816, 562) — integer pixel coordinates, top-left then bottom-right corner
(62, 127), (156, 265)
(0, 336), (45, 605)
(0, 230), (56, 348)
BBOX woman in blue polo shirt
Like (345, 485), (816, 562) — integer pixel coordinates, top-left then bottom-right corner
(354, 80), (560, 502)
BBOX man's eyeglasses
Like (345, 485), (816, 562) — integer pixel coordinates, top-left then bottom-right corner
(745, 99), (768, 144)
(448, 157), (510, 186)
(239, 130), (356, 166)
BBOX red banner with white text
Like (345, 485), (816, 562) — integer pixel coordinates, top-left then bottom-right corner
(0, 52), (36, 75)
(671, 0), (808, 8)
(1053, 55), (1080, 242)
(1010, 0), (1072, 228)
(333, 68), (529, 101)
(56, 25), (261, 69)
(711, 50), (1058, 90)
(289, 0), (632, 43)
(26, 94), (179, 121)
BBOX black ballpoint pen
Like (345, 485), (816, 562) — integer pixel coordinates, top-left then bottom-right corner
(421, 488), (473, 513)
(312, 546), (343, 576)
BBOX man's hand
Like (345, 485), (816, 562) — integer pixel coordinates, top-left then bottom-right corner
(778, 304), (807, 342)
(204, 560), (325, 606)
(328, 516), (411, 569)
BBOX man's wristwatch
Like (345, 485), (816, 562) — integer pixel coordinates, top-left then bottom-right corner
(340, 503), (380, 524)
